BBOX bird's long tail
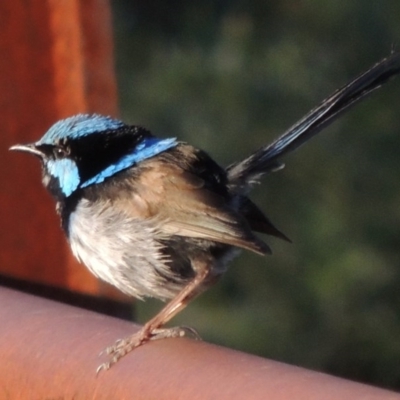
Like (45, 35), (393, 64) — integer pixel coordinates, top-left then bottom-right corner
(227, 52), (400, 189)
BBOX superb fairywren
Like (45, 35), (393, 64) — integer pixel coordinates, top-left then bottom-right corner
(10, 53), (400, 371)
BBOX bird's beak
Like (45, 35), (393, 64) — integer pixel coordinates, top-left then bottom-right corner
(9, 143), (44, 158)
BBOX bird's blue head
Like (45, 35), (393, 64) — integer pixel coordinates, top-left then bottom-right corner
(10, 114), (178, 199)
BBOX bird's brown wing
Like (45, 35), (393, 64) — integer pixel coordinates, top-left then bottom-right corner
(117, 162), (271, 255)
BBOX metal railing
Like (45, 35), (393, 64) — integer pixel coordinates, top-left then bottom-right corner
(0, 286), (398, 399)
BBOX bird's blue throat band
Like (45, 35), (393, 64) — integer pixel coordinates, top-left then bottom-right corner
(49, 137), (178, 197)
(80, 137), (177, 188)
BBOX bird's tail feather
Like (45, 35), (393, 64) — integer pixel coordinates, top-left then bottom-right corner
(227, 52), (400, 189)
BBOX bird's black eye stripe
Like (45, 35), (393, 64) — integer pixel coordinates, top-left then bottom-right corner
(35, 143), (71, 159)
(53, 146), (70, 159)
(68, 126), (154, 183)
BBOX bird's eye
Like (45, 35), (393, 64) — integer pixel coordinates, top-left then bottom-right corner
(53, 146), (69, 159)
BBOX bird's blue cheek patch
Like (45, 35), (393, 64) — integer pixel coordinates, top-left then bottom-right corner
(81, 137), (177, 188)
(46, 159), (80, 197)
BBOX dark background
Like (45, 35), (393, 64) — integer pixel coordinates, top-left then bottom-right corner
(111, 1), (400, 389)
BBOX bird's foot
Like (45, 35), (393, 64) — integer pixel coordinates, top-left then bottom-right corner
(149, 326), (201, 341)
(97, 325), (201, 374)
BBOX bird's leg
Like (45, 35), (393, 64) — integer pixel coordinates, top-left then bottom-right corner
(98, 264), (211, 372)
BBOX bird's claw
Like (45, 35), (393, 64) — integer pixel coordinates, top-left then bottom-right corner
(96, 362), (111, 375)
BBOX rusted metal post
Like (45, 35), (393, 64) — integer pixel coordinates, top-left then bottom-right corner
(0, 287), (398, 399)
(0, 0), (119, 297)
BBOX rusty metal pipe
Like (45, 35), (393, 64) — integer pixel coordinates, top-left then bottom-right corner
(0, 286), (398, 399)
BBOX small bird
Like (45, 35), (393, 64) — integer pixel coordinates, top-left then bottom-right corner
(10, 53), (400, 371)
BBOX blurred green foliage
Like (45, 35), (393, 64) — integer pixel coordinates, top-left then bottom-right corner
(111, 1), (400, 389)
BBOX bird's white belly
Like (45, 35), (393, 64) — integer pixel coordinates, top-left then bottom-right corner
(67, 199), (188, 300)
